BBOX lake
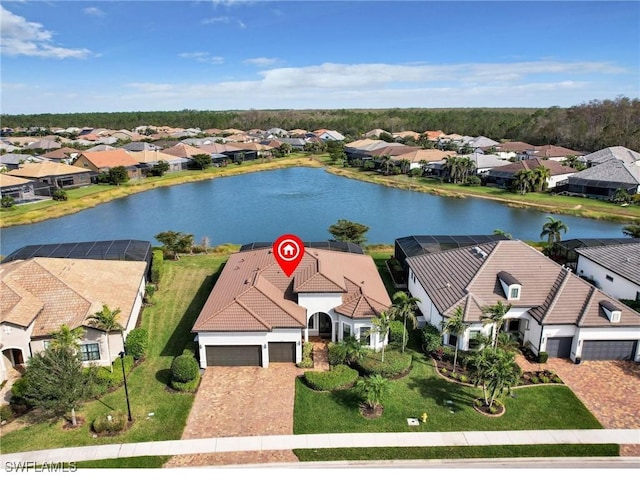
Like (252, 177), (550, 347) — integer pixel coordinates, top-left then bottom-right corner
(0, 167), (626, 256)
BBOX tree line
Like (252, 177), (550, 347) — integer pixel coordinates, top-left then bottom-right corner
(3, 96), (639, 152)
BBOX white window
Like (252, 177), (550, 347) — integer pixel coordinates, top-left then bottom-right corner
(509, 286), (520, 300)
(43, 340), (51, 350)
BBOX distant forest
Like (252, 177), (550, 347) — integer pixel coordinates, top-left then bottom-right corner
(2, 97), (639, 153)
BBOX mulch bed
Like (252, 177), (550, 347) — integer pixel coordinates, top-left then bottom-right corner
(359, 404), (384, 419)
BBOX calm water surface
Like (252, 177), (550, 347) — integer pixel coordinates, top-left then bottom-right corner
(0, 167), (625, 256)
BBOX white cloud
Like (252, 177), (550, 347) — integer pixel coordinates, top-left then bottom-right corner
(179, 52), (224, 64)
(83, 7), (105, 17)
(0, 5), (92, 59)
(243, 57), (281, 67)
(201, 16), (231, 24)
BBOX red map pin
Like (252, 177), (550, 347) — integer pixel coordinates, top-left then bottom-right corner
(273, 234), (305, 277)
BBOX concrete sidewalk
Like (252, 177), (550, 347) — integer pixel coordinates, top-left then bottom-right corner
(1, 429), (639, 464)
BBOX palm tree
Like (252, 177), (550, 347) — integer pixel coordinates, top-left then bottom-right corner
(371, 311), (392, 363)
(472, 348), (521, 408)
(458, 156), (475, 184)
(622, 223), (640, 238)
(444, 155), (462, 183)
(512, 169), (534, 194)
(532, 165), (551, 192)
(496, 332), (520, 353)
(492, 229), (512, 239)
(87, 304), (123, 373)
(441, 306), (467, 372)
(378, 155), (394, 175)
(50, 324), (84, 354)
(481, 300), (512, 349)
(540, 215), (568, 255)
(399, 159), (411, 175)
(355, 374), (390, 412)
(391, 291), (420, 353)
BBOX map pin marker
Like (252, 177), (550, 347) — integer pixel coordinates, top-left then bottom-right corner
(273, 234), (305, 277)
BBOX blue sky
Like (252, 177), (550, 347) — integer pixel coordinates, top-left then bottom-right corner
(1, 1), (638, 114)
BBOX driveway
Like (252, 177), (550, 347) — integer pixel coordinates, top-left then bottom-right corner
(545, 358), (640, 456)
(164, 364), (301, 467)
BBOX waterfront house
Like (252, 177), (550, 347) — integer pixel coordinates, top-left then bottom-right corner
(406, 239), (640, 362)
(73, 150), (142, 179)
(192, 245), (391, 368)
(6, 162), (92, 193)
(0, 174), (35, 202)
(575, 243), (640, 301)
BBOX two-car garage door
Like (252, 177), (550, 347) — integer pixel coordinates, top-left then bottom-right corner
(205, 342), (296, 366)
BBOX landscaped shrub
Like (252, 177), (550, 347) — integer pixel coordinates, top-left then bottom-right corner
(0, 405), (15, 423)
(93, 355), (135, 388)
(1, 196), (15, 208)
(303, 365), (359, 391)
(52, 189), (68, 201)
(92, 410), (127, 434)
(459, 374), (469, 383)
(538, 351), (549, 363)
(465, 175), (482, 186)
(389, 321), (408, 348)
(182, 343), (197, 357)
(170, 354), (199, 383)
(552, 375), (563, 384)
(421, 323), (442, 354)
(297, 341), (314, 368)
(356, 349), (412, 378)
(530, 376), (540, 384)
(327, 342), (346, 366)
(125, 328), (148, 360)
(171, 375), (200, 392)
(150, 249), (164, 284)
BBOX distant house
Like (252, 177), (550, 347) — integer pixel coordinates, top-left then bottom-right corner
(392, 131), (421, 142)
(390, 149), (457, 171)
(40, 147), (82, 163)
(364, 128), (391, 139)
(485, 159), (576, 189)
(123, 142), (160, 152)
(316, 129), (345, 142)
(494, 141), (535, 161)
(582, 146), (640, 168)
(192, 246), (391, 368)
(0, 257), (147, 383)
(0, 154), (44, 171)
(565, 159), (640, 198)
(126, 151), (188, 173)
(575, 243), (640, 301)
(25, 139), (62, 151)
(407, 240), (640, 362)
(160, 143), (212, 167)
(524, 144), (582, 162)
(0, 173), (35, 202)
(467, 136), (500, 151)
(6, 162), (92, 193)
(73, 150), (142, 179)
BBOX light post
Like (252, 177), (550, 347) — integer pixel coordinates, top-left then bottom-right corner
(119, 351), (132, 422)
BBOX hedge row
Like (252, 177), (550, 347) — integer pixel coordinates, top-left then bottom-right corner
(303, 365), (359, 391)
(151, 249), (164, 284)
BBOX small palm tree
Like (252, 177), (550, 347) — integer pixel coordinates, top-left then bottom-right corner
(371, 311), (392, 363)
(391, 291), (420, 353)
(355, 374), (390, 411)
(87, 304), (123, 373)
(50, 324), (84, 354)
(513, 169), (534, 194)
(481, 301), (512, 349)
(441, 306), (467, 372)
(540, 215), (568, 256)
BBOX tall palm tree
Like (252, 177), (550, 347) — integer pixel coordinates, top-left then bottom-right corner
(371, 311), (392, 363)
(622, 223), (640, 238)
(444, 155), (461, 183)
(481, 300), (512, 349)
(87, 304), (123, 373)
(540, 215), (568, 255)
(532, 165), (551, 192)
(391, 291), (421, 353)
(459, 156), (475, 184)
(378, 155), (394, 175)
(50, 324), (84, 354)
(512, 169), (534, 194)
(441, 306), (467, 372)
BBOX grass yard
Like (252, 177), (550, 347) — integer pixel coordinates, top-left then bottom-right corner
(294, 350), (602, 435)
(0, 252), (232, 463)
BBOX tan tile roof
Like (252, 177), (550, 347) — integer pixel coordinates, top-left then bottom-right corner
(0, 173), (31, 188)
(74, 150), (138, 169)
(126, 151), (183, 163)
(160, 143), (211, 158)
(7, 162), (91, 179)
(407, 240), (640, 328)
(391, 149), (457, 163)
(193, 248), (391, 332)
(199, 143), (242, 154)
(41, 147), (82, 160)
(530, 145), (582, 157)
(489, 159), (576, 176)
(0, 258), (147, 337)
(496, 141), (535, 152)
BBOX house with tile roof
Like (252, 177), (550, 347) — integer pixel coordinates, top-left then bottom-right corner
(40, 147), (82, 163)
(485, 159), (577, 189)
(192, 246), (391, 367)
(524, 144), (582, 162)
(72, 150), (142, 178)
(582, 146), (640, 167)
(0, 258), (147, 382)
(0, 173), (35, 202)
(406, 240), (640, 362)
(575, 243), (640, 302)
(7, 162), (92, 192)
(494, 141), (536, 161)
(564, 158), (640, 198)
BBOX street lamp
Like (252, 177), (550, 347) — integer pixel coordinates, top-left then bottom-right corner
(119, 351), (132, 422)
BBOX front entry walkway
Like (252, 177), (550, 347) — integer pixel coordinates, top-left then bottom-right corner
(164, 364), (300, 467)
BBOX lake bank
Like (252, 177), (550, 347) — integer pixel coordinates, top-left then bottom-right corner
(323, 164), (640, 225)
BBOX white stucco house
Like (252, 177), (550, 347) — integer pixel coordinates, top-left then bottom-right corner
(406, 239), (640, 362)
(0, 258), (147, 383)
(192, 246), (392, 368)
(575, 243), (640, 302)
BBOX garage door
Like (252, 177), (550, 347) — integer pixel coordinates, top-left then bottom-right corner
(205, 345), (262, 366)
(268, 342), (296, 363)
(581, 340), (637, 361)
(546, 337), (573, 358)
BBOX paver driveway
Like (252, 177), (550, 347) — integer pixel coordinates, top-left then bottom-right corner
(545, 358), (640, 456)
(164, 364), (300, 467)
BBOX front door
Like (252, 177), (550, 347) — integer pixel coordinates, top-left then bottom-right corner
(318, 313), (332, 339)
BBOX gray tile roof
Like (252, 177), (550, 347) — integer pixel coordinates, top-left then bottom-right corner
(407, 240), (640, 327)
(583, 146), (640, 165)
(576, 243), (640, 285)
(568, 159), (640, 186)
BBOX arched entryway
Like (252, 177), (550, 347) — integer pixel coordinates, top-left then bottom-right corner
(2, 348), (24, 370)
(310, 312), (333, 339)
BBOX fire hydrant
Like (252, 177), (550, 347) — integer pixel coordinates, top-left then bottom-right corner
(421, 412), (428, 423)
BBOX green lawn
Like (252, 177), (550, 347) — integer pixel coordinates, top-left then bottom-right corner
(0, 252), (232, 457)
(294, 350), (602, 434)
